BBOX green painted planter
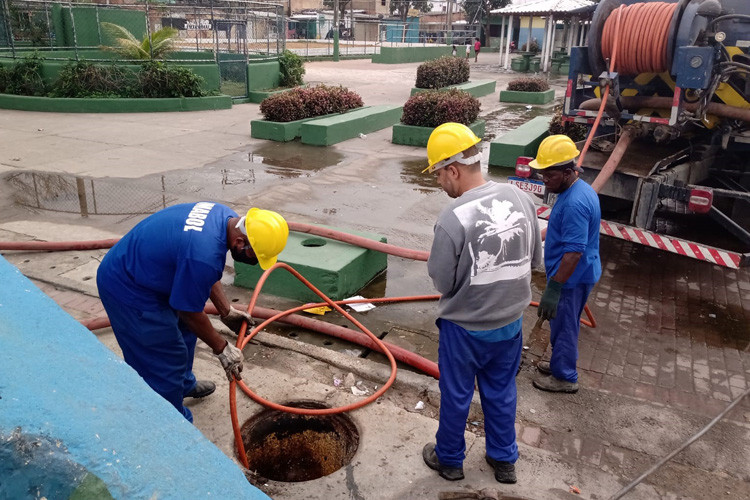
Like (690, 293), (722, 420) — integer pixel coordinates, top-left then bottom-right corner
(0, 94), (232, 113)
(300, 105), (402, 146)
(372, 45), (454, 64)
(499, 89), (555, 105)
(488, 115), (551, 168)
(410, 80), (496, 98)
(234, 226), (387, 302)
(392, 120), (485, 147)
(251, 112), (337, 142)
(510, 57), (529, 73)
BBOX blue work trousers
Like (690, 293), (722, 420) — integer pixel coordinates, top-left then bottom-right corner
(549, 283), (594, 383)
(434, 319), (522, 467)
(98, 288), (199, 423)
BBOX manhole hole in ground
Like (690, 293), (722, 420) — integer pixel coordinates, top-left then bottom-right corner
(240, 400), (359, 482)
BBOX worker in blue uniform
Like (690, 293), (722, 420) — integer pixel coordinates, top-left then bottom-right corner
(531, 135), (601, 393)
(420, 123), (543, 484)
(96, 203), (288, 422)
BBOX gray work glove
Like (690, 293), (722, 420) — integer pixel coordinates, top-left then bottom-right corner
(220, 306), (255, 335)
(216, 342), (244, 381)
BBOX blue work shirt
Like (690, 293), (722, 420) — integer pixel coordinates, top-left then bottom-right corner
(98, 202), (238, 312)
(545, 179), (601, 287)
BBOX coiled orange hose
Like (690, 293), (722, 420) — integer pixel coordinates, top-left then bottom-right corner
(601, 2), (678, 76)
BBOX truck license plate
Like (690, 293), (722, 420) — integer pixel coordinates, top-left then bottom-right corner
(508, 176), (546, 195)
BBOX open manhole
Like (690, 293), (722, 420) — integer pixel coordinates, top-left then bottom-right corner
(240, 400), (359, 482)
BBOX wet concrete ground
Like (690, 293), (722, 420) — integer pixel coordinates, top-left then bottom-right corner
(1, 54), (749, 499)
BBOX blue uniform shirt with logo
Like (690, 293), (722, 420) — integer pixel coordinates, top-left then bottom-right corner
(544, 179), (602, 286)
(98, 202), (238, 312)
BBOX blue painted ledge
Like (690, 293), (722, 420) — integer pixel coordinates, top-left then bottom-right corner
(0, 256), (268, 500)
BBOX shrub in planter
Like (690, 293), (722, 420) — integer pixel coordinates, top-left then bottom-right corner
(507, 77), (549, 92)
(0, 54), (46, 96)
(548, 105), (587, 142)
(401, 89), (480, 128)
(260, 84), (363, 122)
(520, 41), (540, 53)
(278, 49), (305, 88)
(137, 61), (206, 98)
(50, 61), (135, 98)
(415, 56), (470, 89)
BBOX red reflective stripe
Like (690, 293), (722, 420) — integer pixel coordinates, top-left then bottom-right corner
(618, 225), (633, 241)
(650, 117), (670, 124)
(600, 221), (616, 237)
(651, 234), (669, 251)
(687, 242), (705, 260)
(672, 87), (681, 107)
(671, 240), (688, 256)
(566, 79), (573, 97)
(634, 229), (650, 246)
(728, 253), (742, 268)
(707, 248), (726, 267)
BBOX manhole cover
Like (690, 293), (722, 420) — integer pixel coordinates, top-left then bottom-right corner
(240, 400), (359, 482)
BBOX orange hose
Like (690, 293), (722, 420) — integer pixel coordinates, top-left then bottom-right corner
(601, 2), (678, 76)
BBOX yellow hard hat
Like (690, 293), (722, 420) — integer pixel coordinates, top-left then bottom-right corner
(529, 135), (580, 170)
(423, 122), (482, 173)
(242, 208), (289, 270)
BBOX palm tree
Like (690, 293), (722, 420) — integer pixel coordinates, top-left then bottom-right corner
(100, 22), (178, 60)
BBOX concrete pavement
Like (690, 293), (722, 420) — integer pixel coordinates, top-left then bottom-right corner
(1, 53), (749, 499)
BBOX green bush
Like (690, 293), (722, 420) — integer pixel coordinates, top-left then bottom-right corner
(548, 105), (588, 142)
(401, 89), (480, 128)
(521, 41), (540, 53)
(259, 84), (363, 122)
(278, 50), (305, 88)
(137, 61), (206, 98)
(0, 54), (46, 96)
(415, 56), (470, 89)
(50, 61), (135, 98)
(507, 77), (549, 92)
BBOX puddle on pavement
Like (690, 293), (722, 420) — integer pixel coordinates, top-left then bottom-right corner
(482, 101), (558, 143)
(2, 145), (346, 218)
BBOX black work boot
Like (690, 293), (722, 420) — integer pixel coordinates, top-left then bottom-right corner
(485, 455), (517, 484)
(422, 443), (464, 481)
(536, 360), (551, 375)
(185, 380), (216, 399)
(533, 374), (579, 393)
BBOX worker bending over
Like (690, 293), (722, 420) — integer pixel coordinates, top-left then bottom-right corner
(96, 203), (288, 422)
(531, 135), (601, 393)
(421, 123), (542, 483)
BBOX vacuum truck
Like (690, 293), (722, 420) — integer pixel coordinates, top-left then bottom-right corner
(554, 0), (749, 267)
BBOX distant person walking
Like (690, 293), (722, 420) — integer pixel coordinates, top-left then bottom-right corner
(420, 123), (542, 484)
(452, 44), (457, 57)
(474, 38), (481, 62)
(465, 43), (471, 60)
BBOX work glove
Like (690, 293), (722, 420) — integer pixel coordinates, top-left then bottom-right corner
(220, 306), (255, 335)
(216, 342), (244, 382)
(538, 280), (563, 321)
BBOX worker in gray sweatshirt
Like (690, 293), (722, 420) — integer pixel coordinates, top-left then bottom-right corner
(420, 123), (543, 484)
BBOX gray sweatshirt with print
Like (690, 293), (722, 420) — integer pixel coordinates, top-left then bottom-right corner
(427, 181), (543, 331)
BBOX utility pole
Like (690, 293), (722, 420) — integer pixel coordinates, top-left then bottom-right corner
(333, 0), (340, 61)
(446, 0), (453, 40)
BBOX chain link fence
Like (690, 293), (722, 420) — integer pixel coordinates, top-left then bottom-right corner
(0, 0), (285, 96)
(284, 16), (478, 57)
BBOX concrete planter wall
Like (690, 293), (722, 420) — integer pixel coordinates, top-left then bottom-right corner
(372, 45), (456, 64)
(499, 89), (555, 105)
(251, 112), (337, 142)
(410, 79), (496, 98)
(0, 94), (232, 113)
(392, 120), (486, 147)
(300, 105), (402, 146)
(488, 115), (551, 168)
